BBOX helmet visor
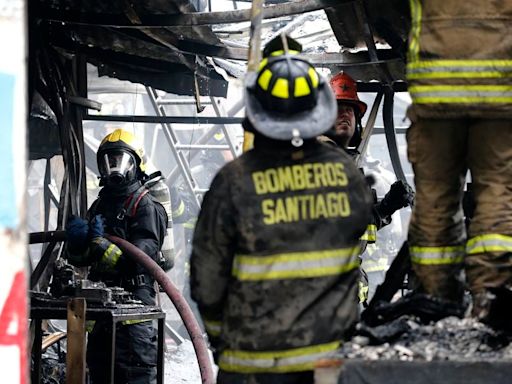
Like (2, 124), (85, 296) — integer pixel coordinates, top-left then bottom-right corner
(98, 150), (137, 185)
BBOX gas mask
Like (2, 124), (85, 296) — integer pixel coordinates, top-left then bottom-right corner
(98, 149), (138, 187)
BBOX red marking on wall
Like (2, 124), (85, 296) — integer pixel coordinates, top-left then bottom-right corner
(0, 271), (27, 384)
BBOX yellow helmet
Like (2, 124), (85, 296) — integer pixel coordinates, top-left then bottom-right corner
(97, 129), (146, 186)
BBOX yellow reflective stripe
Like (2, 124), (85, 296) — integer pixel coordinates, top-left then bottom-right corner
(269, 50), (300, 57)
(271, 78), (289, 98)
(258, 69), (273, 91)
(214, 132), (225, 141)
(183, 217), (197, 229)
(358, 281), (369, 303)
(409, 85), (512, 104)
(308, 67), (318, 88)
(410, 245), (464, 265)
(363, 257), (388, 273)
(232, 247), (360, 281)
(410, 85), (512, 92)
(294, 76), (310, 97)
(204, 319), (222, 337)
(122, 319), (151, 325)
(412, 97), (512, 104)
(172, 200), (185, 217)
(467, 234), (512, 255)
(408, 60), (512, 68)
(408, 71), (511, 79)
(219, 341), (340, 373)
(258, 58), (268, 71)
(407, 0), (422, 62)
(407, 60), (512, 79)
(360, 224), (377, 242)
(101, 244), (122, 268)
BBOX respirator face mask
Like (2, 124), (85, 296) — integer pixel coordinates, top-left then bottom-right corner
(99, 150), (137, 187)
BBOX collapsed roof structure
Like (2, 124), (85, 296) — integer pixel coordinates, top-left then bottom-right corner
(34, 2), (508, 383)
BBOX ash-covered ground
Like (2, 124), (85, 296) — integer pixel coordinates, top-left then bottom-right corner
(165, 339), (218, 384)
(337, 317), (512, 362)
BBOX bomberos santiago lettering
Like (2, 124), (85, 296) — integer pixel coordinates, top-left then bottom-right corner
(252, 162), (352, 225)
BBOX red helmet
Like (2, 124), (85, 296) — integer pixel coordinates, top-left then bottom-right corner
(329, 72), (367, 118)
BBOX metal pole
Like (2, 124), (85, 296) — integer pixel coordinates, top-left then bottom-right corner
(243, 0), (265, 152)
(355, 92), (383, 166)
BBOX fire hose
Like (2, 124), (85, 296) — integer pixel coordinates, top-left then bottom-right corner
(29, 230), (215, 384)
(106, 235), (215, 384)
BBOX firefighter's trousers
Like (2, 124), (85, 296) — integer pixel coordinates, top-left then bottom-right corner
(406, 114), (512, 301)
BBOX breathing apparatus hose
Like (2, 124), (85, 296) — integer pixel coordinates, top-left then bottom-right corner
(106, 234), (215, 384)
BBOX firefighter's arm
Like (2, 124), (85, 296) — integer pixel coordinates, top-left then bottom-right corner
(66, 215), (94, 266)
(190, 170), (236, 346)
(87, 215), (124, 271)
(66, 214), (123, 269)
(128, 198), (167, 274)
(375, 180), (414, 220)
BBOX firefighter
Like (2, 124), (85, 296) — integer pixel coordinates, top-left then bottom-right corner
(190, 41), (373, 383)
(405, 1), (512, 320)
(65, 129), (167, 384)
(326, 72), (414, 230)
(324, 72), (415, 302)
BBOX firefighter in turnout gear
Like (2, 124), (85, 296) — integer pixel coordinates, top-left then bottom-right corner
(405, 1), (512, 320)
(323, 72), (415, 303)
(65, 129), (167, 384)
(190, 38), (373, 384)
(325, 72), (414, 231)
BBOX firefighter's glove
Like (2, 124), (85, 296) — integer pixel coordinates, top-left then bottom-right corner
(89, 214), (105, 239)
(66, 216), (89, 254)
(90, 237), (123, 273)
(378, 180), (415, 218)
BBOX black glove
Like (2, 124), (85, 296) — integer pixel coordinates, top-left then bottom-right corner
(377, 180), (415, 217)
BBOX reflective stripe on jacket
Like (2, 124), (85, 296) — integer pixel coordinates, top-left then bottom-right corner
(406, 0), (512, 118)
(232, 247), (360, 281)
(219, 341), (341, 373)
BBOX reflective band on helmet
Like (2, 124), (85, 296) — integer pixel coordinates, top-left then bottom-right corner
(271, 78), (290, 99)
(410, 245), (464, 265)
(360, 224), (377, 242)
(308, 67), (318, 88)
(232, 247), (360, 281)
(409, 85), (512, 104)
(219, 341), (340, 373)
(407, 60), (512, 79)
(294, 76), (311, 97)
(467, 234), (512, 255)
(269, 49), (301, 57)
(258, 69), (273, 91)
(101, 243), (122, 268)
(204, 319), (222, 337)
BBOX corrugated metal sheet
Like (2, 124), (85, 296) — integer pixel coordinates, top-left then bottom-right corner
(33, 0), (228, 96)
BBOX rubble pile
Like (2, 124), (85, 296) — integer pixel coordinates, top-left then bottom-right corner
(338, 317), (512, 362)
